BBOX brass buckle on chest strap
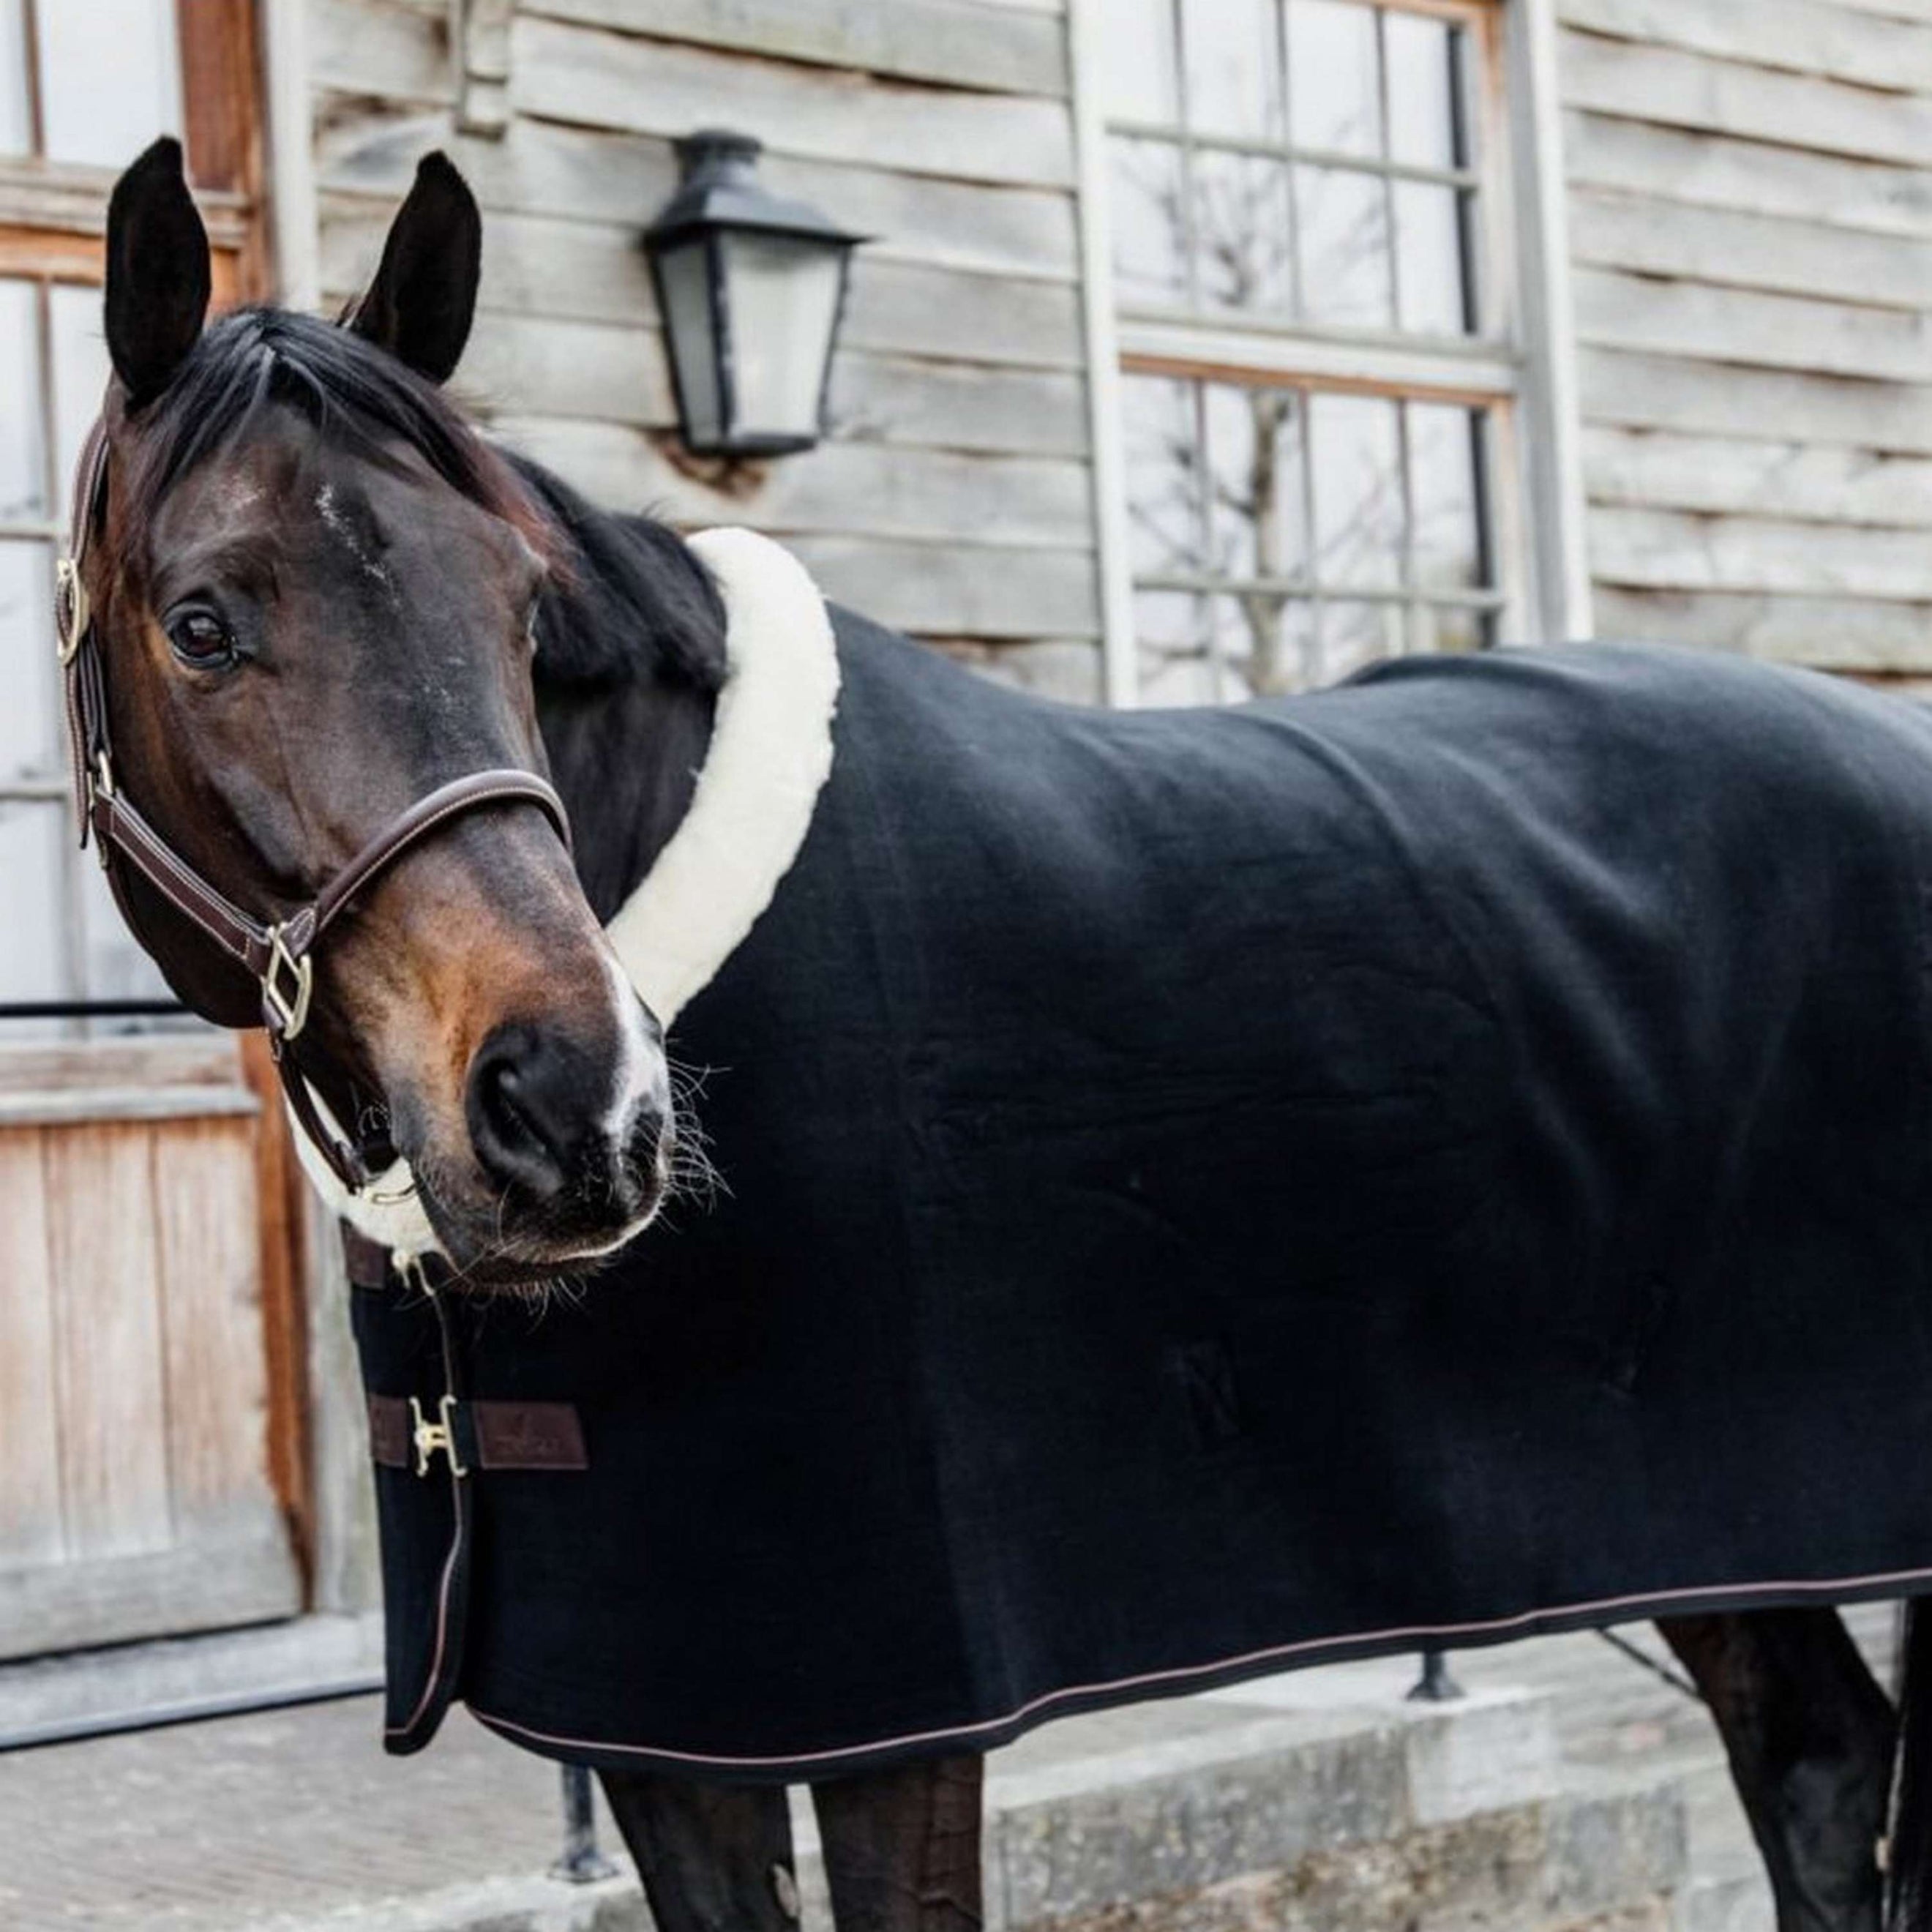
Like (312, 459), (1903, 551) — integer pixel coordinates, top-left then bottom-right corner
(410, 1394), (468, 1478)
(262, 924), (314, 1041)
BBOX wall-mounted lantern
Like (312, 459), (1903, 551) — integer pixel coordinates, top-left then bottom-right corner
(644, 130), (866, 459)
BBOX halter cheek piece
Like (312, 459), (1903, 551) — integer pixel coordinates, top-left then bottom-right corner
(56, 416), (574, 1194)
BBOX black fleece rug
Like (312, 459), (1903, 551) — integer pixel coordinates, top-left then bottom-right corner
(354, 623), (1932, 1778)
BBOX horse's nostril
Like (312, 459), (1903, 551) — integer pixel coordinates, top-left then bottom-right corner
(466, 1023), (580, 1202)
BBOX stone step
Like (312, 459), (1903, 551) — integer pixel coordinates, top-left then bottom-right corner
(257, 1759), (1688, 1932)
(1671, 1753), (1772, 1932)
(226, 1674), (1688, 1932)
(1679, 1868), (1775, 1932)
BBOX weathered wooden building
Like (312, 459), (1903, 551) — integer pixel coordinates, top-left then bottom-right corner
(2, 0), (1931, 1727)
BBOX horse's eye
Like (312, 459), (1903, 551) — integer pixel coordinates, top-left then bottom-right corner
(166, 608), (236, 668)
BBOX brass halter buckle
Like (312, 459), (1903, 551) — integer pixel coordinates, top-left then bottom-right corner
(410, 1394), (468, 1478)
(261, 924), (315, 1041)
(55, 555), (89, 666)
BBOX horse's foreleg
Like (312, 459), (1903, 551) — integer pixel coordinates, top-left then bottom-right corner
(598, 1771), (802, 1932)
(811, 1753), (985, 1932)
(1658, 1609), (1894, 1932)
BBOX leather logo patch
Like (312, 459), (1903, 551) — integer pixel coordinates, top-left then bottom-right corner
(474, 1401), (589, 1471)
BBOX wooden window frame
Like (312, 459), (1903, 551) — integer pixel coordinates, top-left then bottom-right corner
(0, 0), (268, 1019)
(0, 1), (309, 1568)
(1070, 0), (1592, 703)
(0, 0), (265, 271)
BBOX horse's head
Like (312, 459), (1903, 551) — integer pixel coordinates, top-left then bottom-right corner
(84, 138), (671, 1285)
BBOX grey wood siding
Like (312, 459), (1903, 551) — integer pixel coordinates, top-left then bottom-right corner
(309, 0), (1100, 698)
(1557, 0), (1932, 673)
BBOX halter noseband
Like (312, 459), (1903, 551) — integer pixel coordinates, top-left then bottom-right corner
(56, 414), (574, 1194)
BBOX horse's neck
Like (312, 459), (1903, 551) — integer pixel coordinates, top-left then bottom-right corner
(525, 490), (723, 924)
(538, 673), (715, 924)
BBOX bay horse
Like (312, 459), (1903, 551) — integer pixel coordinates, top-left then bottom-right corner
(71, 136), (1932, 1932)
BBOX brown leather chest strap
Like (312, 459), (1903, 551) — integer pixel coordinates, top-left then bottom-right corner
(368, 1393), (588, 1474)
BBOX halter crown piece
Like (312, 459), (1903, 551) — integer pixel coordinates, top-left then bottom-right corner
(56, 411), (574, 1194)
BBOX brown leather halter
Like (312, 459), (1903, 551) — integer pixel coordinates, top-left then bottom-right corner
(56, 414), (574, 1193)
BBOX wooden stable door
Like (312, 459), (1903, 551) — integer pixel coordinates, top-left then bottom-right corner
(0, 1041), (308, 1660)
(0, 3), (305, 1662)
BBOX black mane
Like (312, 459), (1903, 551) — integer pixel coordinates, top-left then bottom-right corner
(507, 453), (727, 696)
(124, 304), (727, 697)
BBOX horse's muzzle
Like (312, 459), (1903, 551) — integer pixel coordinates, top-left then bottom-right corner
(461, 1015), (670, 1262)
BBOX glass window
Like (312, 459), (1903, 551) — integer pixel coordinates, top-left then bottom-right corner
(1385, 11), (1465, 171)
(0, 4), (255, 1035)
(1123, 369), (1502, 699)
(1104, 0), (1511, 703)
(0, 0), (29, 156)
(0, 272), (173, 1025)
(1194, 151), (1295, 318)
(1112, 139), (1191, 308)
(4, 0), (184, 168)
(1289, 0), (1382, 159)
(1106, 0), (1181, 126)
(1183, 0), (1284, 142)
(1296, 164), (1393, 330)
(1104, 0), (1480, 340)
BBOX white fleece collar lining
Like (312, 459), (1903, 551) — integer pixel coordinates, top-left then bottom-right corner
(292, 525), (842, 1257)
(607, 527), (841, 1025)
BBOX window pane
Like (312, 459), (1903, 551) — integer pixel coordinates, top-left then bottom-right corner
(0, 539), (55, 780)
(1204, 383), (1306, 585)
(1409, 402), (1485, 592)
(1182, 0), (1283, 141)
(1322, 600), (1405, 684)
(1221, 593), (1321, 698)
(1309, 393), (1404, 590)
(1394, 183), (1470, 336)
(1106, 0), (1180, 124)
(0, 277), (45, 522)
(49, 282), (111, 497)
(0, 801), (67, 1000)
(1385, 13), (1462, 171)
(1296, 165), (1393, 329)
(1136, 589), (1216, 707)
(37, 0), (181, 168)
(1192, 151), (1292, 318)
(1111, 138), (1190, 308)
(1288, 0), (1382, 157)
(1123, 378), (1500, 704)
(0, 0), (29, 156)
(1122, 372), (1202, 578)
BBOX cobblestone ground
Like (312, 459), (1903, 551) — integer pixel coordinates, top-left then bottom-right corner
(0, 1699), (569, 1931)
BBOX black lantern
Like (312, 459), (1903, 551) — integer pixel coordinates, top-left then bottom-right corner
(645, 130), (865, 458)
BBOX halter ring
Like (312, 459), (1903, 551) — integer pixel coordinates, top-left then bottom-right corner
(56, 556), (89, 665)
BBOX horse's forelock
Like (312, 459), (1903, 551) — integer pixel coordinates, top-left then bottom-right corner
(114, 304), (561, 575)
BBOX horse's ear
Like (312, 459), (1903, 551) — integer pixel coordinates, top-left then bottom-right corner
(104, 137), (211, 409)
(347, 153), (480, 384)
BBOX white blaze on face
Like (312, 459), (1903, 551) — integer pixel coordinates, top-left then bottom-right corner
(315, 482), (390, 586)
(600, 943), (669, 1161)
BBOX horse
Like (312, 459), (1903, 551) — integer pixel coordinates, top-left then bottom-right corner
(68, 134), (1932, 1932)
